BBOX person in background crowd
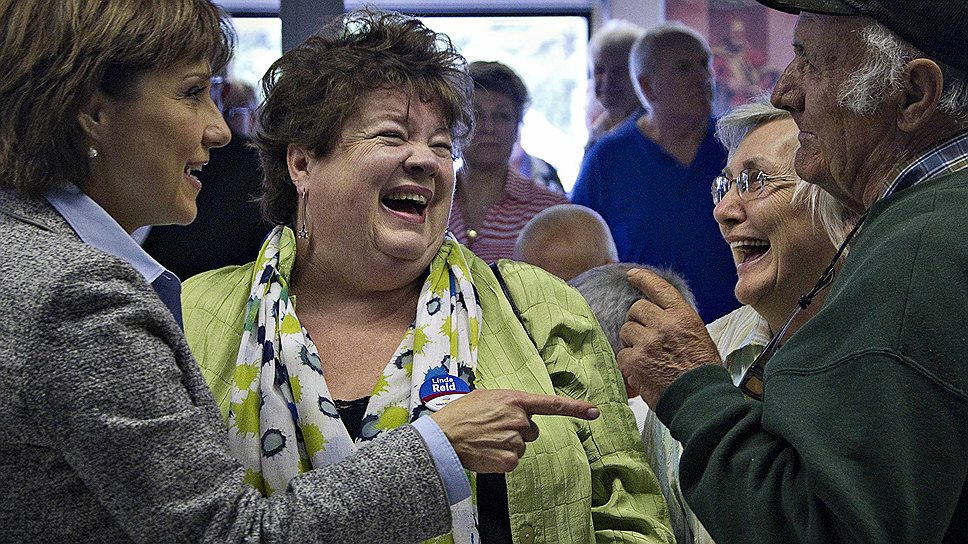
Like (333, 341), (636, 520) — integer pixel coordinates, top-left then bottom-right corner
(514, 203), (618, 281)
(619, 1), (968, 541)
(585, 19), (646, 151)
(509, 140), (565, 193)
(449, 60), (569, 263)
(223, 78), (259, 136)
(183, 12), (675, 544)
(0, 2), (600, 542)
(572, 23), (738, 323)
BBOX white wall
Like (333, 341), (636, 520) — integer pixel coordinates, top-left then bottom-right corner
(594, 0), (665, 31)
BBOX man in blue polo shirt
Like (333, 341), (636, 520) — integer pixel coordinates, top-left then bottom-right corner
(572, 23), (737, 323)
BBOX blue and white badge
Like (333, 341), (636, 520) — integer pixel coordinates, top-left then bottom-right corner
(419, 370), (471, 411)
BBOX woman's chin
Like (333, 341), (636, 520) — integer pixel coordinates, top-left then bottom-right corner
(375, 234), (439, 266)
(147, 205), (197, 228)
(734, 282), (766, 310)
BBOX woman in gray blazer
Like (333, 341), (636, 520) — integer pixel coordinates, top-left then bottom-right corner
(0, 2), (598, 542)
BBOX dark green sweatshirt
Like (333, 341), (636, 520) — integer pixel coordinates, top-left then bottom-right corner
(659, 169), (968, 543)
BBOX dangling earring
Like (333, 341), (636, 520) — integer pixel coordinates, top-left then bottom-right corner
(87, 146), (98, 159)
(296, 186), (309, 239)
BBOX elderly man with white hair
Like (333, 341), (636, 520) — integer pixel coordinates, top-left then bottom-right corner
(618, 1), (968, 542)
(585, 19), (646, 150)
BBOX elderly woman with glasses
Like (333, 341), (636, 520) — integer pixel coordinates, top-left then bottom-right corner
(638, 97), (853, 544)
(182, 11), (675, 544)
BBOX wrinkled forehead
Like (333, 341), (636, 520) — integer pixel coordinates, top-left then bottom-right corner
(729, 118), (800, 170)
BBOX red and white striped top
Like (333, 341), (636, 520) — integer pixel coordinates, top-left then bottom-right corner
(449, 168), (569, 263)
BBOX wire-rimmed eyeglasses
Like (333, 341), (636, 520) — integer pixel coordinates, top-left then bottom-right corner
(711, 168), (797, 205)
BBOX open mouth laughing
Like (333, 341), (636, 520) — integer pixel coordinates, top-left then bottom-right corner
(184, 163), (205, 190)
(381, 187), (430, 223)
(730, 238), (771, 267)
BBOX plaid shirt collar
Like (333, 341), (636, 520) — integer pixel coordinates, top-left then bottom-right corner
(883, 130), (968, 200)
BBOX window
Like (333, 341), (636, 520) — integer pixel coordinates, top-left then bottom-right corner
(422, 15), (589, 190)
(223, 17), (281, 101)
(215, 2), (591, 190)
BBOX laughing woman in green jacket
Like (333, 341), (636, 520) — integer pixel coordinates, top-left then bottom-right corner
(182, 10), (672, 544)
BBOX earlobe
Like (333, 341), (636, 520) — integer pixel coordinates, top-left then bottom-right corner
(286, 144), (313, 187)
(898, 58), (944, 132)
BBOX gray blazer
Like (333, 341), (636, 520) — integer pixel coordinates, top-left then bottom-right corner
(0, 186), (451, 543)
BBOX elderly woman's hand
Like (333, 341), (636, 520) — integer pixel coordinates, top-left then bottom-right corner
(617, 268), (722, 410)
(431, 389), (599, 473)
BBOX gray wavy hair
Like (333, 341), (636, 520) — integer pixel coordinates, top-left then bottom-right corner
(715, 96), (851, 247)
(838, 21), (968, 123)
(587, 19), (644, 70)
(569, 263), (695, 353)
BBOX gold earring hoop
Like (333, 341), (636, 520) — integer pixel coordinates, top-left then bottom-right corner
(296, 186), (309, 239)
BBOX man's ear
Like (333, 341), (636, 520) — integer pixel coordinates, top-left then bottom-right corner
(636, 74), (655, 104)
(897, 58), (944, 133)
(287, 144), (314, 187)
(76, 91), (108, 142)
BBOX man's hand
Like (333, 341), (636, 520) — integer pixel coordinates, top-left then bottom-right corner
(617, 268), (722, 410)
(431, 390), (599, 473)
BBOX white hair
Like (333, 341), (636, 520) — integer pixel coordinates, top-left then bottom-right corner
(838, 21), (968, 122)
(588, 19), (644, 71)
(715, 96), (852, 247)
(629, 22), (708, 78)
(629, 22), (709, 105)
(568, 263), (695, 353)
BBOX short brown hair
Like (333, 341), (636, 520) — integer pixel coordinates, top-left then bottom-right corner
(256, 10), (474, 225)
(468, 61), (530, 124)
(0, 0), (234, 197)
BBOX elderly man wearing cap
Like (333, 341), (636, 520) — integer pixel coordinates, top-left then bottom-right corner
(617, 1), (968, 542)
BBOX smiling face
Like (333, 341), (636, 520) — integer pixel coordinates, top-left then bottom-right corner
(593, 43), (640, 117)
(770, 14), (899, 213)
(288, 88), (456, 289)
(462, 90), (519, 171)
(85, 61), (230, 233)
(714, 118), (836, 325)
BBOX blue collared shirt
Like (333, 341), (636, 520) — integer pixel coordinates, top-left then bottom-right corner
(411, 415), (472, 504)
(885, 130), (968, 198)
(45, 184), (167, 284)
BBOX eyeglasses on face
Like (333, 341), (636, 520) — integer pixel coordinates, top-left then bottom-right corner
(711, 168), (797, 205)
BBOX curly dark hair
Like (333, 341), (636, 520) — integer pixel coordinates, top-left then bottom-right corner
(0, 0), (234, 197)
(255, 10), (475, 225)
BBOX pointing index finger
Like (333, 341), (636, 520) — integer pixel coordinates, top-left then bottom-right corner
(627, 267), (686, 311)
(516, 392), (600, 420)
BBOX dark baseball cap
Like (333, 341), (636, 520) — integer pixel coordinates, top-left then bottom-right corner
(754, 0), (968, 74)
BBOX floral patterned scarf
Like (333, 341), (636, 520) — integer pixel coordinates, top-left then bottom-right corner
(228, 226), (481, 543)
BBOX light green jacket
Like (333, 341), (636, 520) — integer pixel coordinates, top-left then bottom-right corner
(182, 231), (674, 544)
